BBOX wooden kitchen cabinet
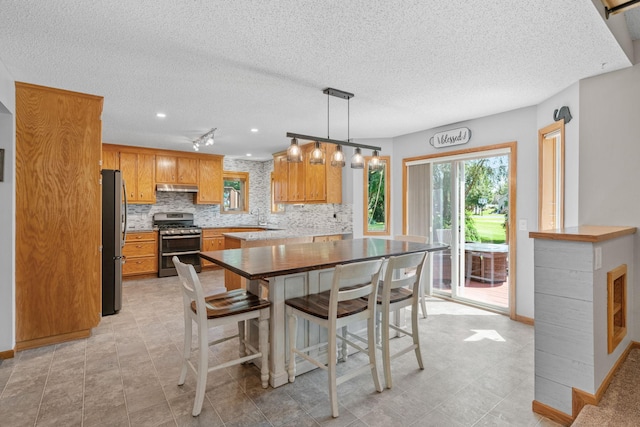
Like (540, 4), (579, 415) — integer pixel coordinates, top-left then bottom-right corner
(273, 142), (342, 204)
(156, 155), (198, 184)
(273, 154), (289, 203)
(102, 147), (119, 170)
(120, 151), (156, 204)
(15, 82), (103, 350)
(195, 157), (223, 204)
(201, 228), (225, 267)
(123, 231), (158, 277)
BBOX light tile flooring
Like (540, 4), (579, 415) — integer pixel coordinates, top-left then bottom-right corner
(0, 270), (562, 427)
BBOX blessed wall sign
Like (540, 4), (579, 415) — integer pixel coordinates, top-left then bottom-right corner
(429, 127), (472, 148)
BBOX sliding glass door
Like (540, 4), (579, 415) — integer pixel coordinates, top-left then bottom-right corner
(406, 145), (514, 313)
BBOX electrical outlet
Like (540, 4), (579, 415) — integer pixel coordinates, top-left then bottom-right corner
(518, 219), (527, 231)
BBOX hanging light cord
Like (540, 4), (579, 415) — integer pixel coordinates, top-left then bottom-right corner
(347, 98), (350, 142)
(327, 92), (330, 139)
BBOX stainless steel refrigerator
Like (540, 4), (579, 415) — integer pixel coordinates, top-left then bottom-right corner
(101, 169), (126, 315)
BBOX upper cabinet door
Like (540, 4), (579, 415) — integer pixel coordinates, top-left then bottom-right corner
(136, 153), (156, 203)
(177, 157), (198, 184)
(155, 155), (177, 183)
(195, 157), (222, 204)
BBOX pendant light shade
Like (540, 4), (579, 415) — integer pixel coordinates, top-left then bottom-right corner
(331, 144), (345, 167)
(287, 138), (302, 162)
(369, 149), (382, 171)
(309, 141), (325, 165)
(351, 147), (364, 169)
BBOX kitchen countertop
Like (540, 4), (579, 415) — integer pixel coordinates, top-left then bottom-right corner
(222, 228), (351, 241)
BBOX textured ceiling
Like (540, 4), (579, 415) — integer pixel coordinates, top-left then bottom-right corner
(0, 1), (632, 160)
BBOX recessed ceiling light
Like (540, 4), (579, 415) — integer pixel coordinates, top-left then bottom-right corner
(156, 112), (166, 118)
(250, 128), (258, 133)
(246, 153), (252, 157)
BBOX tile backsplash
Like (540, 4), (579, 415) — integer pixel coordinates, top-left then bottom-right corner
(126, 158), (352, 232)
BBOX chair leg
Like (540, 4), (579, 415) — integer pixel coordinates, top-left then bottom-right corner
(381, 308), (392, 389)
(420, 286), (428, 319)
(339, 326), (348, 362)
(368, 312), (383, 393)
(412, 305), (424, 370)
(238, 320), (246, 358)
(287, 309), (297, 383)
(179, 315), (191, 386)
(192, 323), (209, 416)
(259, 314), (269, 388)
(328, 323), (339, 418)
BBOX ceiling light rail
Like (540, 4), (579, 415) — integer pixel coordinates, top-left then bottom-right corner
(285, 87), (381, 169)
(192, 128), (217, 151)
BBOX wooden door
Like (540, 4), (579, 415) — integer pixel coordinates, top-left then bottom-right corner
(137, 153), (156, 203)
(177, 157), (198, 184)
(155, 155), (177, 183)
(15, 82), (103, 349)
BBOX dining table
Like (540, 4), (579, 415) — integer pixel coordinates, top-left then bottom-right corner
(200, 237), (448, 387)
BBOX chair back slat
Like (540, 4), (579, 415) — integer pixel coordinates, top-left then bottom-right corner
(338, 283), (373, 301)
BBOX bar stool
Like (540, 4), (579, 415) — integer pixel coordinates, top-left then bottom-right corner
(394, 235), (429, 318)
(377, 251), (428, 389)
(285, 258), (384, 418)
(173, 256), (271, 416)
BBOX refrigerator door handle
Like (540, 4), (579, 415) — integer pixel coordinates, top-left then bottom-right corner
(122, 177), (128, 243)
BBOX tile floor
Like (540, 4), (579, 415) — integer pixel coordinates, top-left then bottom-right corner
(0, 270), (562, 427)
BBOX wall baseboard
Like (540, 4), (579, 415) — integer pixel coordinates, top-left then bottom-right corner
(532, 400), (572, 426)
(0, 348), (15, 359)
(16, 329), (91, 351)
(515, 314), (534, 325)
(571, 340), (640, 418)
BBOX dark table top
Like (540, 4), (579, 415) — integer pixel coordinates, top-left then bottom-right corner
(200, 237), (448, 280)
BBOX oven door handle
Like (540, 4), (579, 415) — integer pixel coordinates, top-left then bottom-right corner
(162, 250), (201, 257)
(161, 235), (202, 240)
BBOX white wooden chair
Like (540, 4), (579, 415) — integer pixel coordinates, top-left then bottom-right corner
(394, 235), (429, 318)
(173, 256), (271, 416)
(378, 251), (428, 389)
(285, 258), (384, 418)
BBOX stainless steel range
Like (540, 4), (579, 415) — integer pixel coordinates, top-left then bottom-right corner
(153, 212), (202, 277)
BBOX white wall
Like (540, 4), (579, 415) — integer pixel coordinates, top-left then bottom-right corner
(578, 63), (640, 341)
(0, 59), (15, 354)
(390, 107), (538, 318)
(536, 82), (580, 228)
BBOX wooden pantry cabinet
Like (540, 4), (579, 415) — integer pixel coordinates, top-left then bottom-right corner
(195, 157), (223, 204)
(273, 142), (342, 204)
(123, 231), (158, 277)
(16, 82), (103, 350)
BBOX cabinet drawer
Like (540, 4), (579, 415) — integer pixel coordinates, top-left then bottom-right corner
(125, 231), (157, 242)
(123, 241), (157, 257)
(123, 256), (157, 276)
(202, 228), (225, 238)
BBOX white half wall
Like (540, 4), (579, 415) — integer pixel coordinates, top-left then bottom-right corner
(0, 58), (15, 354)
(391, 107), (538, 319)
(579, 63), (640, 342)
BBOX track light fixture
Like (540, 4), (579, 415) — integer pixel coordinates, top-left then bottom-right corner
(192, 128), (217, 151)
(285, 88), (381, 169)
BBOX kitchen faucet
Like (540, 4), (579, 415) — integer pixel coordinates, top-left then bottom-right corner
(251, 208), (267, 226)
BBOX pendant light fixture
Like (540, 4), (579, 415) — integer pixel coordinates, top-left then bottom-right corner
(351, 147), (364, 169)
(286, 137), (303, 162)
(309, 141), (325, 165)
(369, 149), (383, 171)
(285, 88), (381, 169)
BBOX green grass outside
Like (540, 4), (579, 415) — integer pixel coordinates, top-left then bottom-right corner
(471, 213), (506, 243)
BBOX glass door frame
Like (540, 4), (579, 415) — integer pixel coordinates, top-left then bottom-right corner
(402, 142), (517, 319)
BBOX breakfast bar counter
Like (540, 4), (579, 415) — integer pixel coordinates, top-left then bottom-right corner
(200, 237), (448, 387)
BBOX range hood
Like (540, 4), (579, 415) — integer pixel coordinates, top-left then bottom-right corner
(156, 183), (199, 193)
